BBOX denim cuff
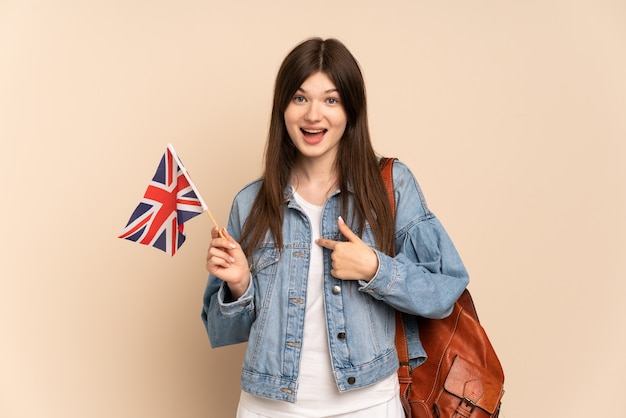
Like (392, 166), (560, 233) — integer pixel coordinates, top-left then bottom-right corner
(217, 276), (253, 315)
(358, 250), (395, 297)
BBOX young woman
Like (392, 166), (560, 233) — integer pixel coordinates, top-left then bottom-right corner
(202, 38), (469, 417)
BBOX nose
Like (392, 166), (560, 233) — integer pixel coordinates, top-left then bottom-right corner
(304, 101), (322, 122)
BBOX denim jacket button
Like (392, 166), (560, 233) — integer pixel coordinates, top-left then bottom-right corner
(347, 377), (356, 385)
(332, 285), (341, 295)
(337, 332), (346, 340)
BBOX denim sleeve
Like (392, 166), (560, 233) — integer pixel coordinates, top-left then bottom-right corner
(359, 161), (469, 318)
(201, 273), (255, 348)
(200, 186), (257, 348)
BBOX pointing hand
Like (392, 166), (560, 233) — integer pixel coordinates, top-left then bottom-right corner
(315, 216), (379, 281)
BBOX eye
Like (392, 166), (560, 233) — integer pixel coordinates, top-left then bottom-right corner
(292, 96), (306, 103)
(326, 97), (339, 105)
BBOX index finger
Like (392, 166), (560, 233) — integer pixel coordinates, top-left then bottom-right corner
(316, 238), (339, 250)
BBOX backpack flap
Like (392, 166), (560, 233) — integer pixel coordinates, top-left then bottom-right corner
(442, 355), (505, 415)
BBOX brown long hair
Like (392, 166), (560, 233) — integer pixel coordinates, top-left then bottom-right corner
(241, 38), (394, 257)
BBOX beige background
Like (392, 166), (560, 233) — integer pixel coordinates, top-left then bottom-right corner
(1, 1), (625, 417)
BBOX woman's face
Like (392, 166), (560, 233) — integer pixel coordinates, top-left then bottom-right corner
(284, 71), (347, 165)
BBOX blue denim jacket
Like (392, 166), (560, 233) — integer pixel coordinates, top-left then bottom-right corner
(201, 160), (469, 403)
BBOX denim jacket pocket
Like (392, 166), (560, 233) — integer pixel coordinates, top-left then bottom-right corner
(250, 246), (280, 276)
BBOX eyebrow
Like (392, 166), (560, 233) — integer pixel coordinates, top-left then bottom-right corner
(297, 87), (339, 94)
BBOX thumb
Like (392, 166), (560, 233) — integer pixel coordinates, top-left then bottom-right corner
(220, 228), (238, 248)
(337, 216), (359, 242)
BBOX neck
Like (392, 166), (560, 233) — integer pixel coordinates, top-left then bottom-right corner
(292, 153), (337, 182)
(291, 158), (339, 205)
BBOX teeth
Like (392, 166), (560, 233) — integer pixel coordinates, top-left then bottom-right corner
(302, 128), (325, 134)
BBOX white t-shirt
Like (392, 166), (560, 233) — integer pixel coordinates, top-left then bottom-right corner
(238, 191), (401, 418)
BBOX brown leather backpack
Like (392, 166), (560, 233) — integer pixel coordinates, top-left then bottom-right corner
(380, 158), (505, 418)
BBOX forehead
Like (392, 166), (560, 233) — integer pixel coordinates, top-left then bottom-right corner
(298, 71), (338, 92)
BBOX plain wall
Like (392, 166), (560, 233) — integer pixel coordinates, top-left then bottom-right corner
(1, 1), (625, 417)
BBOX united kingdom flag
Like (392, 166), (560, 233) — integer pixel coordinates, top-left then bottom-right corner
(119, 144), (207, 256)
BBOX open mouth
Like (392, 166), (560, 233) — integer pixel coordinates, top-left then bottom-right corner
(299, 127), (327, 145)
(301, 128), (327, 135)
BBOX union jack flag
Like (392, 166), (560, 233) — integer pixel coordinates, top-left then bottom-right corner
(119, 144), (207, 256)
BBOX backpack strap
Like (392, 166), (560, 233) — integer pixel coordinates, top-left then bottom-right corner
(379, 157), (413, 414)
